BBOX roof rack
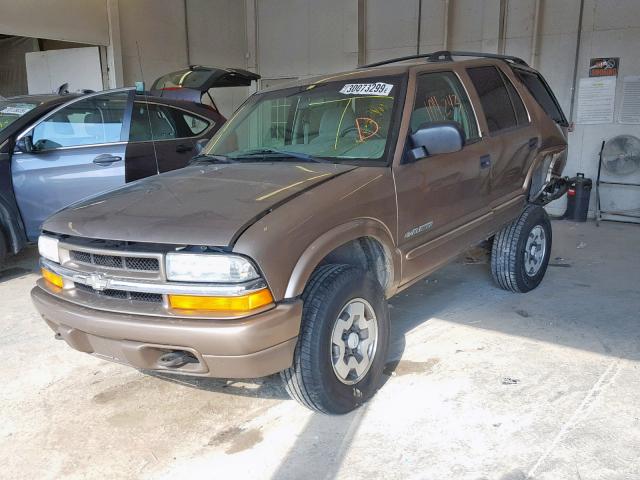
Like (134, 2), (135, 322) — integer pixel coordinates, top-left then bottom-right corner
(360, 50), (528, 69)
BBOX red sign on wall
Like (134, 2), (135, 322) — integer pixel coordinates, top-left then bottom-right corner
(589, 57), (620, 77)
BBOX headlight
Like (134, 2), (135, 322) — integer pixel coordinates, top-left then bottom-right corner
(165, 253), (260, 283)
(38, 235), (60, 263)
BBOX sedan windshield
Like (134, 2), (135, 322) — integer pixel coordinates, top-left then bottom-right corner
(0, 101), (38, 133)
(205, 76), (404, 163)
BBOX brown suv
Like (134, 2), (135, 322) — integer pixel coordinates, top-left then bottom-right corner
(32, 51), (569, 414)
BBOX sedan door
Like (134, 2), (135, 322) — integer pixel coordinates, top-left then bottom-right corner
(124, 101), (214, 182)
(11, 90), (132, 240)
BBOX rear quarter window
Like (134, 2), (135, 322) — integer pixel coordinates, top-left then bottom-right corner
(513, 69), (568, 126)
(500, 70), (529, 125)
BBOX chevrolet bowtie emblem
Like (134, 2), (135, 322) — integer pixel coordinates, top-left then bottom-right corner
(84, 273), (110, 291)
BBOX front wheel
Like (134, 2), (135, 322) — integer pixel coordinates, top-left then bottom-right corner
(280, 264), (389, 414)
(491, 204), (552, 293)
(0, 229), (7, 270)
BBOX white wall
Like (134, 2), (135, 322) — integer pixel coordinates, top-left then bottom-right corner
(117, 0), (189, 86)
(559, 0), (640, 216)
(2, 0), (638, 218)
(186, 0), (249, 117)
(256, 0), (358, 80)
(0, 0), (110, 45)
(117, 0), (250, 116)
(366, 0), (419, 62)
(251, 0), (640, 218)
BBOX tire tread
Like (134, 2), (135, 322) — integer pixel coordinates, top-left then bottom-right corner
(280, 264), (353, 413)
(491, 204), (548, 293)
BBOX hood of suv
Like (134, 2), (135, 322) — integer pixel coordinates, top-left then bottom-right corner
(43, 163), (356, 247)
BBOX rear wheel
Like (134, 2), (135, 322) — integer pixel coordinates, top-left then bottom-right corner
(491, 204), (552, 293)
(280, 264), (389, 414)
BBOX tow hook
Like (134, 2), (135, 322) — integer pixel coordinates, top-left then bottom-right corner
(158, 350), (198, 368)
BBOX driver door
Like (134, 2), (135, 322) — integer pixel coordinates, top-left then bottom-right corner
(12, 90), (132, 240)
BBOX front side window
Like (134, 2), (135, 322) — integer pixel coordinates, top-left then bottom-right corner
(205, 76), (404, 163)
(31, 92), (127, 150)
(467, 66), (520, 134)
(410, 71), (479, 141)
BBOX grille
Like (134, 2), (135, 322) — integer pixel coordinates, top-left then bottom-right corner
(70, 250), (160, 272)
(74, 282), (163, 303)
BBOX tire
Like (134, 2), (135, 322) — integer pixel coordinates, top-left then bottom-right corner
(491, 204), (552, 293)
(280, 264), (389, 414)
(0, 229), (7, 270)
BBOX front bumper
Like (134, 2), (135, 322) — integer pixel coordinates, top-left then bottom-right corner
(32, 286), (302, 378)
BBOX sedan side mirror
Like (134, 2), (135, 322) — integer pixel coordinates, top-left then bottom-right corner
(406, 121), (464, 162)
(194, 138), (210, 155)
(15, 135), (34, 153)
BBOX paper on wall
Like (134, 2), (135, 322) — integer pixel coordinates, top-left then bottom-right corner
(576, 76), (616, 124)
(619, 76), (640, 124)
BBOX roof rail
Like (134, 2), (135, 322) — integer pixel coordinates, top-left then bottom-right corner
(360, 50), (528, 68)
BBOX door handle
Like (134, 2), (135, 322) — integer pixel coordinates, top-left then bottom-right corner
(93, 154), (122, 165)
(176, 144), (193, 153)
(480, 154), (491, 169)
(528, 137), (539, 149)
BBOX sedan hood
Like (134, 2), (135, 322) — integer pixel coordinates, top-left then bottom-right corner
(44, 162), (356, 246)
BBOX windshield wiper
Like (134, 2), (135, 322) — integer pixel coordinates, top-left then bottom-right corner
(232, 149), (331, 163)
(188, 153), (237, 165)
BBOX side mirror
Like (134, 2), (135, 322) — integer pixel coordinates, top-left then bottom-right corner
(194, 138), (209, 155)
(406, 121), (464, 162)
(15, 135), (34, 153)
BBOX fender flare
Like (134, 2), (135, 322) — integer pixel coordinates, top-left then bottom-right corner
(284, 218), (400, 299)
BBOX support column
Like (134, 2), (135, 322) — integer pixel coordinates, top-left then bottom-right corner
(530, 0), (542, 67)
(358, 0), (367, 66)
(106, 0), (123, 88)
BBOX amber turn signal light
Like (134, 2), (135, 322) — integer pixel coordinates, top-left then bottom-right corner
(168, 288), (274, 312)
(41, 267), (64, 289)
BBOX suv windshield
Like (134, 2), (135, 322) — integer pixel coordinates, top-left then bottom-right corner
(205, 76), (404, 163)
(0, 100), (38, 133)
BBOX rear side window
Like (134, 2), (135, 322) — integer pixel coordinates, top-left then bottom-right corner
(514, 69), (568, 126)
(129, 102), (177, 142)
(467, 66), (524, 134)
(129, 103), (211, 141)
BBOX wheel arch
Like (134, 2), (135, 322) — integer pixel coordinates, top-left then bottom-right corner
(284, 218), (399, 299)
(0, 198), (27, 255)
(524, 145), (567, 202)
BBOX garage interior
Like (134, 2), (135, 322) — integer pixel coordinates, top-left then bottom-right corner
(1, 1), (639, 479)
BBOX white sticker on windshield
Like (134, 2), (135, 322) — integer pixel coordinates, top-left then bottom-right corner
(1, 105), (34, 115)
(339, 83), (393, 96)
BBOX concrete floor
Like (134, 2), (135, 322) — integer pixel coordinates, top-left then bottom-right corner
(1, 220), (639, 480)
